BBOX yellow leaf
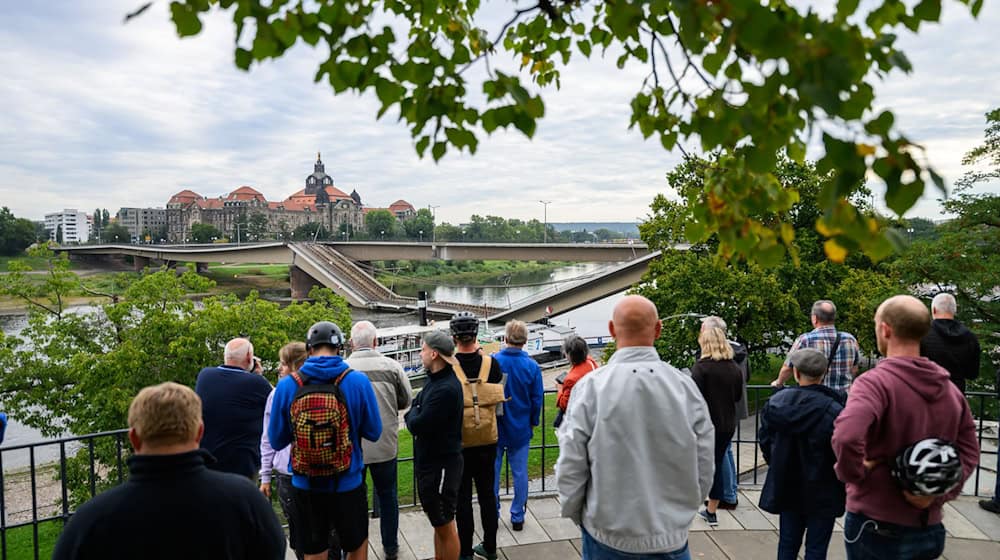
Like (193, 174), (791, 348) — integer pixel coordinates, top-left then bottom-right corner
(815, 218), (840, 237)
(824, 239), (848, 263)
(531, 61), (543, 73)
(521, 54), (531, 67)
(471, 38), (480, 52)
(447, 20), (461, 33)
(856, 143), (876, 157)
(780, 223), (795, 244)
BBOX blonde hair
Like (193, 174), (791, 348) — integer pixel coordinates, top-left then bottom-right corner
(279, 342), (308, 373)
(505, 320), (528, 346)
(128, 382), (202, 447)
(698, 327), (734, 361)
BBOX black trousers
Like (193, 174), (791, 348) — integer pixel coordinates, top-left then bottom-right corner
(456, 444), (499, 556)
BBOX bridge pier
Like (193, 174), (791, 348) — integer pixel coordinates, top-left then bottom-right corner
(133, 255), (151, 272)
(290, 265), (320, 300)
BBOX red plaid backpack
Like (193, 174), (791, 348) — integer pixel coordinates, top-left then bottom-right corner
(289, 368), (353, 478)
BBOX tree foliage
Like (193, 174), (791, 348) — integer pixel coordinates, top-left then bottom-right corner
(101, 222), (132, 244)
(637, 155), (899, 370)
(293, 222), (330, 241)
(0, 251), (353, 436)
(403, 208), (436, 240)
(365, 209), (397, 239)
(189, 222), (223, 243)
(153, 0), (984, 263)
(0, 207), (38, 256)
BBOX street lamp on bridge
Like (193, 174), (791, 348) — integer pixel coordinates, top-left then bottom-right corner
(539, 200), (552, 243)
(428, 204), (439, 244)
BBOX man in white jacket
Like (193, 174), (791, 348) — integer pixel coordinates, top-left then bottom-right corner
(556, 295), (715, 559)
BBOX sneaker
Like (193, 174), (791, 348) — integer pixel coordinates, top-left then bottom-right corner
(512, 520), (524, 531)
(718, 499), (738, 510)
(459, 555), (474, 560)
(699, 509), (718, 527)
(980, 499), (1000, 514)
(472, 542), (497, 560)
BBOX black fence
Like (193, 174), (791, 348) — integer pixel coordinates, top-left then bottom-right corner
(1, 387), (996, 559)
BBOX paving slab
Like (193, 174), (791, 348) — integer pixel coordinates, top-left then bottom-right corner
(538, 516), (581, 541)
(687, 532), (729, 560)
(730, 506), (776, 531)
(711, 509), (745, 531)
(501, 540), (579, 560)
(739, 490), (781, 529)
(942, 536), (1000, 559)
(499, 506), (550, 545)
(950, 498), (1000, 540)
(398, 509), (435, 560)
(709, 530), (780, 559)
(570, 538), (582, 555)
(527, 496), (562, 520)
(943, 502), (990, 540)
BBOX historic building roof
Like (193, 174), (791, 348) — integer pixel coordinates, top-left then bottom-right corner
(226, 186), (266, 202)
(389, 200), (415, 213)
(168, 189), (202, 205)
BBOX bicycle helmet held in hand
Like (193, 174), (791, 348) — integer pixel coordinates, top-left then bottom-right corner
(450, 311), (479, 337)
(891, 438), (963, 496)
(306, 321), (345, 350)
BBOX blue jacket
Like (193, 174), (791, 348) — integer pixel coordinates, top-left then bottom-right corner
(0, 412), (7, 444)
(758, 384), (847, 518)
(492, 347), (544, 447)
(268, 355), (382, 493)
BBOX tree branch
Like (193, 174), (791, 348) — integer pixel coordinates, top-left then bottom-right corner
(666, 16), (717, 92)
(458, 3), (542, 76)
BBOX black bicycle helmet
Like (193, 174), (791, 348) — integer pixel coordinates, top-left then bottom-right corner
(306, 321), (345, 351)
(891, 438), (963, 496)
(450, 311), (479, 337)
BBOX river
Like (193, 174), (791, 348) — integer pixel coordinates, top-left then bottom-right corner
(0, 263), (625, 465)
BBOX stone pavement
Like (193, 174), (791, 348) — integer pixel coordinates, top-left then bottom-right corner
(285, 489), (1000, 559)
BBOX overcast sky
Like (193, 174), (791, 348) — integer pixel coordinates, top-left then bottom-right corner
(1, 1), (997, 225)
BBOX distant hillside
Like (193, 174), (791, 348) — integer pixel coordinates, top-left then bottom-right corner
(551, 222), (640, 235)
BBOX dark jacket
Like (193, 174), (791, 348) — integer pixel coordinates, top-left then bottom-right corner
(920, 318), (981, 392)
(53, 450), (285, 560)
(194, 365), (273, 479)
(405, 364), (464, 467)
(731, 342), (751, 420)
(690, 358), (743, 435)
(759, 384), (847, 518)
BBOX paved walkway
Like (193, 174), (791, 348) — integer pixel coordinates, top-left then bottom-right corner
(286, 489), (1000, 559)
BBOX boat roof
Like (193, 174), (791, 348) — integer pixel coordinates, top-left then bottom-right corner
(376, 322), (451, 339)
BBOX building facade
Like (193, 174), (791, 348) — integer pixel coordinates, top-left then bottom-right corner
(44, 209), (91, 244)
(166, 154), (411, 242)
(117, 207), (167, 242)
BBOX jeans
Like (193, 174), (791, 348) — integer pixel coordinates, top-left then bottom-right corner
(843, 512), (945, 560)
(457, 445), (499, 556)
(721, 442), (738, 504)
(367, 459), (399, 556)
(708, 431), (733, 501)
(581, 527), (691, 560)
(494, 441), (530, 524)
(778, 511), (836, 560)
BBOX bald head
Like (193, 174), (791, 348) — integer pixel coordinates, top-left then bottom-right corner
(875, 295), (931, 357)
(223, 338), (254, 369)
(610, 295), (662, 348)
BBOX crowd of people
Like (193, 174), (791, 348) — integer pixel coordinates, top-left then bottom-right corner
(47, 291), (998, 560)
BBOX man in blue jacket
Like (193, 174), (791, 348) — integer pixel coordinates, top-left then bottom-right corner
(758, 348), (846, 560)
(269, 322), (382, 560)
(492, 320), (544, 532)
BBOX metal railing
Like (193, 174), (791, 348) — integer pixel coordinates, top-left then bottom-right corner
(2, 387), (996, 559)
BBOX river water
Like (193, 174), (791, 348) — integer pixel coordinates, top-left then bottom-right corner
(0, 263), (625, 465)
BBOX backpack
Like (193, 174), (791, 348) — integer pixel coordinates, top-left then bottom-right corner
(454, 356), (507, 448)
(289, 368), (353, 478)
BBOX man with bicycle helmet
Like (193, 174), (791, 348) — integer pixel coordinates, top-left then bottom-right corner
(832, 296), (978, 560)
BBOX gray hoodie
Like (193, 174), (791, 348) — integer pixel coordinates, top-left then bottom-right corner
(556, 347), (715, 554)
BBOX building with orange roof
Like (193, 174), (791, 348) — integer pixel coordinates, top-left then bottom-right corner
(165, 154), (415, 242)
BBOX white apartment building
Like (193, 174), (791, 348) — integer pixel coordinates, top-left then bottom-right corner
(44, 209), (92, 244)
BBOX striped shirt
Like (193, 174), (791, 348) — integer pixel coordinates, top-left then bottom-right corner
(784, 326), (861, 391)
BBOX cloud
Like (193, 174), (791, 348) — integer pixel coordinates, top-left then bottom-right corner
(0, 1), (996, 225)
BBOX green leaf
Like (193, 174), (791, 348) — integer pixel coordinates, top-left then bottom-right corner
(865, 111), (894, 136)
(431, 142), (446, 161)
(415, 136), (430, 157)
(971, 0), (984, 16)
(836, 0), (861, 22)
(888, 50), (913, 72)
(928, 168), (947, 194)
(885, 179), (924, 215)
(913, 0), (941, 22)
(235, 48), (252, 71)
(577, 39), (592, 57)
(703, 48), (727, 76)
(169, 2), (202, 37)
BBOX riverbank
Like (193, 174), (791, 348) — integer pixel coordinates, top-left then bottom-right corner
(376, 260), (570, 288)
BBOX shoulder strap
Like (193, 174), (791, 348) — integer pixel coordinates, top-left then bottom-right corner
(291, 371), (307, 387)
(453, 362), (470, 383)
(334, 368), (353, 386)
(587, 359), (598, 373)
(826, 332), (842, 373)
(478, 355), (492, 382)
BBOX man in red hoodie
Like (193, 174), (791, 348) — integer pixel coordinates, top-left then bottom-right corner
(832, 295), (979, 560)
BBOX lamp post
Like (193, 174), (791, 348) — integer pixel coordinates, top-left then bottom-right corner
(539, 200), (552, 243)
(380, 230), (385, 241)
(419, 229), (424, 243)
(428, 204), (439, 244)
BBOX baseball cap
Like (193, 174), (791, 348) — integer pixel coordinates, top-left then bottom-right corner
(423, 330), (458, 366)
(789, 347), (828, 378)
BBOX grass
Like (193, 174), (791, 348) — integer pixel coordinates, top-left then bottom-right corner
(2, 519), (62, 559)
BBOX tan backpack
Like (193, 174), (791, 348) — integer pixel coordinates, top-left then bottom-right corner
(454, 355), (507, 448)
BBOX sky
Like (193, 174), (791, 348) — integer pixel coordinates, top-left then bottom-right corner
(0, 1), (997, 225)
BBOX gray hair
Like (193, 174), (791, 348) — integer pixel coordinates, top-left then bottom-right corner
(505, 320), (528, 346)
(561, 335), (590, 366)
(223, 338), (253, 365)
(811, 300), (837, 324)
(350, 321), (377, 349)
(931, 293), (957, 316)
(701, 315), (728, 334)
